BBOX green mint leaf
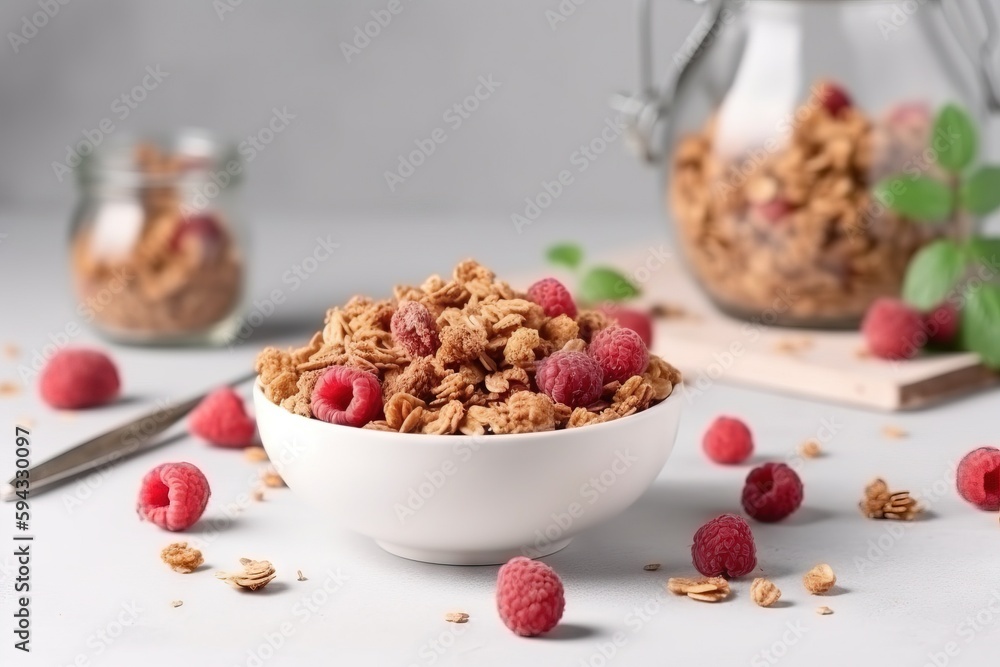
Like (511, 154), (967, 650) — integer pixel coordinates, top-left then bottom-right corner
(959, 282), (1000, 368)
(933, 104), (977, 172)
(546, 243), (584, 270)
(902, 239), (966, 309)
(965, 237), (1000, 276)
(874, 176), (954, 223)
(960, 166), (1000, 215)
(579, 267), (640, 303)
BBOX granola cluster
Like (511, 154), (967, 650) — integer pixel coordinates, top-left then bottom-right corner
(256, 260), (680, 434)
(670, 82), (942, 325)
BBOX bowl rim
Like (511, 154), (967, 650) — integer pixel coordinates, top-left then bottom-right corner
(253, 377), (683, 445)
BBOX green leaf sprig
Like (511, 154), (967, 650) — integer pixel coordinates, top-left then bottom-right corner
(544, 243), (640, 305)
(878, 103), (1000, 367)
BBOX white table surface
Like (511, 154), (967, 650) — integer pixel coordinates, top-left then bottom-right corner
(1, 212), (999, 667)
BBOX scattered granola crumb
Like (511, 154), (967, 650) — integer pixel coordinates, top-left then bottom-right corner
(803, 564), (837, 594)
(667, 576), (731, 602)
(816, 605), (834, 615)
(750, 578), (781, 607)
(251, 488), (265, 502)
(650, 302), (688, 319)
(260, 466), (285, 488)
(444, 612), (470, 624)
(171, 600), (183, 608)
(296, 570), (307, 581)
(0, 381), (21, 397)
(3, 343), (19, 359)
(643, 563), (661, 572)
(860, 478), (922, 520)
(881, 425), (908, 439)
(244, 446), (269, 462)
(160, 542), (204, 574)
(774, 337), (813, 354)
(854, 345), (871, 359)
(798, 440), (822, 458)
(216, 558), (277, 591)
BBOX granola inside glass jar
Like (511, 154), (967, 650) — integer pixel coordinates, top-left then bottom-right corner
(616, 0), (998, 327)
(71, 129), (245, 344)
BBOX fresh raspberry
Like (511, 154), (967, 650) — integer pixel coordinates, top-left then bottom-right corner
(742, 462), (804, 522)
(535, 350), (603, 408)
(598, 304), (653, 347)
(137, 462), (211, 532)
(188, 387), (256, 447)
(496, 556), (565, 637)
(753, 197), (793, 224)
(39, 348), (120, 409)
(815, 81), (852, 117)
(311, 365), (383, 427)
(528, 278), (577, 319)
(691, 514), (757, 578)
(861, 298), (926, 360)
(923, 303), (959, 345)
(702, 416), (753, 464)
(956, 447), (1000, 511)
(588, 326), (649, 383)
(391, 301), (440, 358)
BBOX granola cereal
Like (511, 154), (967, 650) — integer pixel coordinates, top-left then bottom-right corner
(816, 606), (834, 615)
(750, 578), (782, 607)
(860, 478), (922, 520)
(670, 82), (946, 326)
(798, 440), (822, 459)
(667, 576), (731, 602)
(444, 612), (470, 624)
(216, 558), (276, 591)
(160, 542), (204, 574)
(803, 564), (837, 595)
(257, 261), (680, 434)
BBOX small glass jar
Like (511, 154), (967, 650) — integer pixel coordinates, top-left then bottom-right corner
(70, 129), (246, 344)
(616, 0), (1000, 327)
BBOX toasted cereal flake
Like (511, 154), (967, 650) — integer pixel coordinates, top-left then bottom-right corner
(297, 570), (307, 581)
(0, 381), (21, 397)
(244, 446), (268, 462)
(816, 606), (834, 615)
(667, 576), (730, 602)
(171, 600), (184, 608)
(216, 558), (276, 591)
(3, 343), (19, 359)
(860, 478), (921, 520)
(799, 440), (822, 458)
(643, 563), (661, 572)
(444, 612), (470, 624)
(881, 425), (908, 439)
(260, 466), (285, 488)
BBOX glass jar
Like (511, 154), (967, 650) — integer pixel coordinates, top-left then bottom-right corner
(70, 129), (246, 344)
(616, 0), (1000, 327)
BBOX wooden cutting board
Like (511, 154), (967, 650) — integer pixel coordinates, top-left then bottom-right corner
(601, 248), (997, 411)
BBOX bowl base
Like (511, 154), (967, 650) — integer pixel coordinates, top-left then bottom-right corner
(375, 538), (572, 566)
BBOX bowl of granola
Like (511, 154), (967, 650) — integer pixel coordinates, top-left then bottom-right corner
(253, 261), (683, 565)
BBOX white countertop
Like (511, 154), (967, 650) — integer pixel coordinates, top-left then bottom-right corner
(1, 213), (999, 666)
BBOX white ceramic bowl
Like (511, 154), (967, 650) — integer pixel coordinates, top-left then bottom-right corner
(254, 382), (682, 565)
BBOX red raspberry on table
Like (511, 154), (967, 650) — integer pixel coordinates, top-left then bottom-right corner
(956, 447), (1000, 511)
(391, 301), (440, 358)
(597, 304), (654, 347)
(188, 387), (256, 448)
(923, 303), (959, 345)
(535, 350), (603, 408)
(815, 81), (852, 117)
(137, 462), (211, 532)
(311, 365), (383, 427)
(702, 416), (754, 465)
(588, 326), (649, 383)
(528, 278), (577, 319)
(861, 298), (926, 360)
(691, 514), (757, 578)
(742, 462), (804, 522)
(496, 556), (565, 637)
(39, 348), (120, 409)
